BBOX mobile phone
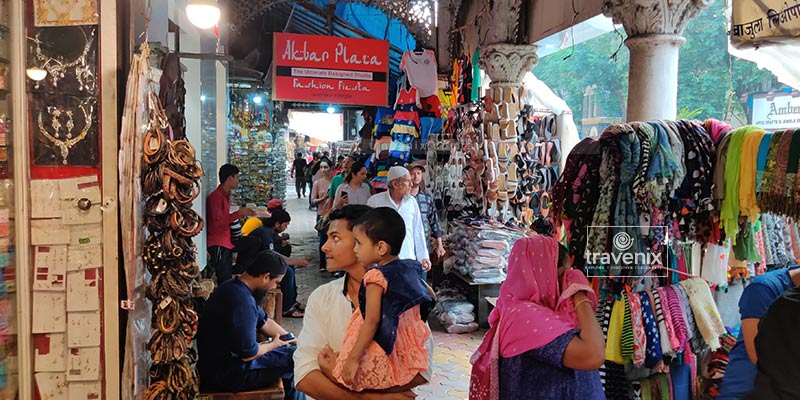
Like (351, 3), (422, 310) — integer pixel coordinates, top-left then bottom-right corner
(280, 333), (297, 343)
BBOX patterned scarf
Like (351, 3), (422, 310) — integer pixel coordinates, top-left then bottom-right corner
(640, 291), (663, 368)
(703, 118), (733, 145)
(782, 130), (800, 216)
(758, 130), (783, 211)
(613, 125), (641, 274)
(627, 288), (647, 368)
(679, 278), (726, 351)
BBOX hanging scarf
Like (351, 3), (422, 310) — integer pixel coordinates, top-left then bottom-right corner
(655, 287), (680, 353)
(613, 125), (641, 274)
(756, 132), (773, 193)
(640, 291), (663, 368)
(627, 289), (647, 368)
(662, 120), (686, 198)
(782, 130), (800, 216)
(587, 131), (621, 258)
(720, 127), (752, 242)
(713, 133), (733, 212)
(650, 289), (673, 357)
(703, 118), (732, 145)
(678, 278), (726, 351)
(739, 128), (767, 222)
(673, 284), (703, 353)
(664, 286), (688, 353)
(469, 236), (596, 400)
(551, 138), (595, 222)
(606, 298), (626, 364)
(621, 292), (634, 361)
(632, 123), (656, 213)
(769, 129), (794, 212)
(758, 130), (784, 211)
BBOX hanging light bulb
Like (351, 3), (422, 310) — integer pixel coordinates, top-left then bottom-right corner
(253, 96), (263, 104)
(186, 0), (220, 29)
(326, 105), (336, 114)
(26, 67), (47, 81)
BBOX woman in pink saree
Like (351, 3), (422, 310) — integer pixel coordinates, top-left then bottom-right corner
(470, 235), (606, 400)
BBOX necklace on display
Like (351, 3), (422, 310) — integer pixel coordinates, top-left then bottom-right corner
(33, 27), (96, 91)
(37, 99), (94, 164)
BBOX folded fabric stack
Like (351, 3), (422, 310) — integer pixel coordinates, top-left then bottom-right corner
(444, 221), (527, 283)
(432, 282), (479, 334)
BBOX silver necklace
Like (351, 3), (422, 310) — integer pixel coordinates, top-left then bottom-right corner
(34, 28), (96, 92)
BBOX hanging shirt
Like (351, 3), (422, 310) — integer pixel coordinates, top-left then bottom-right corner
(471, 47), (481, 102)
(400, 50), (438, 98)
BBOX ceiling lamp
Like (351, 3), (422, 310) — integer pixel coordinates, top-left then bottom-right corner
(186, 0), (220, 29)
(26, 67), (47, 81)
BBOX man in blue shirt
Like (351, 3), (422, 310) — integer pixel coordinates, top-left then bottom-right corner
(718, 266), (800, 399)
(248, 209), (308, 318)
(198, 250), (305, 399)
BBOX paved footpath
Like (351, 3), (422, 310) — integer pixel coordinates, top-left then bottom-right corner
(281, 195), (483, 400)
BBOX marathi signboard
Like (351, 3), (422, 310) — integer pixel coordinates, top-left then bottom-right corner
(272, 33), (390, 106)
(731, 0), (800, 48)
(750, 91), (800, 130)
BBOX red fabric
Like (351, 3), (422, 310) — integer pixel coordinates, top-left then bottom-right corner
(420, 95), (442, 117)
(395, 87), (419, 107)
(206, 186), (240, 249)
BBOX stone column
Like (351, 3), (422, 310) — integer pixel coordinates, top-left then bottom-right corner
(603, 0), (712, 121)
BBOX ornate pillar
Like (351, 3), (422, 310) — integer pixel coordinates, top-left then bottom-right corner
(603, 0), (712, 121)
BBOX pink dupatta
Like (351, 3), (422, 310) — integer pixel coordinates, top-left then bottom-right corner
(469, 236), (596, 399)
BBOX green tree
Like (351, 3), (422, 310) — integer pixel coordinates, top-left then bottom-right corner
(533, 1), (778, 132)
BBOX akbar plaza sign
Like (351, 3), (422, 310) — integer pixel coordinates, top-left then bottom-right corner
(272, 33), (390, 106)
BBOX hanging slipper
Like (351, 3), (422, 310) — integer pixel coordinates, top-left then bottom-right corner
(541, 192), (551, 218)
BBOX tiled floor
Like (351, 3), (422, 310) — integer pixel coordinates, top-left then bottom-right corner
(282, 195), (483, 400)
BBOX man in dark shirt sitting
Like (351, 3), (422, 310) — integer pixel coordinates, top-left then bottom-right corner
(248, 209), (307, 318)
(197, 250), (305, 399)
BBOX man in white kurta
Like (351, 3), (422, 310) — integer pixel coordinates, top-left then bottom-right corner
(294, 205), (432, 400)
(366, 166), (431, 271)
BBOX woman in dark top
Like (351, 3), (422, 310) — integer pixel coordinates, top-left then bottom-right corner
(470, 237), (606, 400)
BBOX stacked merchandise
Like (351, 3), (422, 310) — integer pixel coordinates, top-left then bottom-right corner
(141, 95), (202, 398)
(597, 278), (727, 399)
(443, 220), (528, 284)
(228, 98), (286, 204)
(268, 128), (288, 200)
(431, 279), (480, 334)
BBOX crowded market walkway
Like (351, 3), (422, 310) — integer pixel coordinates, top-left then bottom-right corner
(280, 194), (483, 400)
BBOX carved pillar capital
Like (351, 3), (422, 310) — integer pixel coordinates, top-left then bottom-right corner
(602, 0), (713, 36)
(479, 43), (538, 87)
